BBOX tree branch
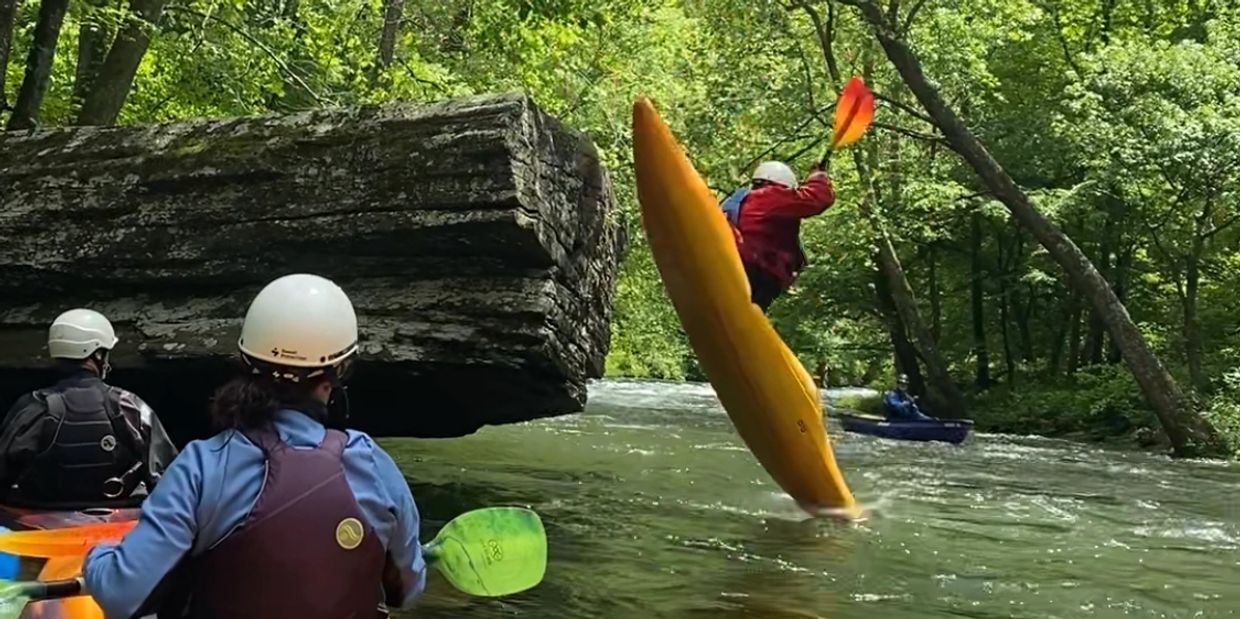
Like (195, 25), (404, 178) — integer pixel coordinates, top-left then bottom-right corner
(794, 0), (841, 85)
(744, 101), (837, 171)
(873, 120), (945, 144)
(1201, 213), (1240, 240)
(901, 0), (932, 34)
(1040, 0), (1083, 76)
(874, 91), (933, 123)
(164, 6), (327, 105)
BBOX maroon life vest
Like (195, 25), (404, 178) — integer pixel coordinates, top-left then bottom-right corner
(186, 428), (386, 619)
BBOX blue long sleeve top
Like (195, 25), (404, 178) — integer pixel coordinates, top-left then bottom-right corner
(883, 390), (930, 420)
(83, 409), (426, 618)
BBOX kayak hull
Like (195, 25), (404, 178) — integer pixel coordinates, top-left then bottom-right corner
(632, 98), (858, 517)
(0, 505), (139, 619)
(837, 414), (974, 444)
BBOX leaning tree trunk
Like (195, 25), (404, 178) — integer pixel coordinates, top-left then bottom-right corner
(838, 0), (1220, 455)
(0, 0), (20, 110)
(76, 0), (168, 125)
(0, 94), (626, 442)
(6, 0), (69, 130)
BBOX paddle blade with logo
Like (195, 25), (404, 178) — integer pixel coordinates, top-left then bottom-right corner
(423, 507), (547, 597)
(830, 76), (875, 150)
(0, 521), (136, 558)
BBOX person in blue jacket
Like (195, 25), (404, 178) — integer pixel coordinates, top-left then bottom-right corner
(882, 374), (933, 422)
(83, 273), (427, 619)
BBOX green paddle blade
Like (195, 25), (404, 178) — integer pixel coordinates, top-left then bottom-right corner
(423, 507), (547, 597)
(0, 581), (32, 619)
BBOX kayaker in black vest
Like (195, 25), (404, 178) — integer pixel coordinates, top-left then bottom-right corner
(83, 273), (428, 619)
(0, 309), (177, 508)
(882, 374), (933, 422)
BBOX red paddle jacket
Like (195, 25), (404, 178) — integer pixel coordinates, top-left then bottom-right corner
(730, 172), (835, 288)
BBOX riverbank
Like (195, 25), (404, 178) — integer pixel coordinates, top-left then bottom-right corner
(828, 374), (1240, 459)
(604, 372), (1240, 460)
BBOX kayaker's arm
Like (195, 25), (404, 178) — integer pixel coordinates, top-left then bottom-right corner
(84, 443), (204, 619)
(374, 446), (428, 608)
(771, 171), (835, 219)
(117, 391), (178, 488)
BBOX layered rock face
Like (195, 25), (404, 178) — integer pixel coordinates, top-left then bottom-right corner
(0, 93), (626, 441)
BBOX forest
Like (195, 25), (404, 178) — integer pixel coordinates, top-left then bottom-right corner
(3, 0), (1238, 457)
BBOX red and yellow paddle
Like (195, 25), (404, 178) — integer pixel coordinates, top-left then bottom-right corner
(820, 76), (876, 166)
(0, 521), (135, 559)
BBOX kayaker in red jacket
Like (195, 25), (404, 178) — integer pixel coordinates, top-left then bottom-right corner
(721, 160), (835, 311)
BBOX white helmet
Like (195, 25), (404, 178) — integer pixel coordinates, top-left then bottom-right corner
(752, 161), (798, 188)
(48, 309), (118, 360)
(237, 274), (358, 379)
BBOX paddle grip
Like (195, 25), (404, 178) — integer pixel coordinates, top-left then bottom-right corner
(23, 577), (83, 600)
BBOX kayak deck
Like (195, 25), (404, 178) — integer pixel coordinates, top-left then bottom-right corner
(0, 505), (139, 619)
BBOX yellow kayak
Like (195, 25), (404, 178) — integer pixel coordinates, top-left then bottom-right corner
(631, 97), (858, 517)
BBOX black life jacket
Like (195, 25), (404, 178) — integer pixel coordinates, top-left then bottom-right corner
(11, 381), (146, 508)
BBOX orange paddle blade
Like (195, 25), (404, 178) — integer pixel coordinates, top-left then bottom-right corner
(830, 76), (875, 149)
(0, 521), (136, 558)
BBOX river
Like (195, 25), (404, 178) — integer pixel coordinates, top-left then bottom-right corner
(383, 379), (1240, 618)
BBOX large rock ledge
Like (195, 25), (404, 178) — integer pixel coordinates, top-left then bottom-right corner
(0, 93), (627, 443)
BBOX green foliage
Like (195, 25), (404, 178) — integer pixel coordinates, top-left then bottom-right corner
(1203, 370), (1240, 458)
(972, 366), (1155, 440)
(829, 392), (883, 417)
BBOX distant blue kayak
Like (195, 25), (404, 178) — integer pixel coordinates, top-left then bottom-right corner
(837, 413), (974, 444)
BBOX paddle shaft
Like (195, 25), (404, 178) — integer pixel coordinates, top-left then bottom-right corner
(15, 577), (83, 600)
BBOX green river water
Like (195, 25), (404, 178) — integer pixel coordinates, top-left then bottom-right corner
(384, 379), (1239, 619)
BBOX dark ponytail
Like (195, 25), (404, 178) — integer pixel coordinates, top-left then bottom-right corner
(208, 376), (280, 432)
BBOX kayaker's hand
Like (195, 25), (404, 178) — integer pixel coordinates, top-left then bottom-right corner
(810, 159), (826, 174)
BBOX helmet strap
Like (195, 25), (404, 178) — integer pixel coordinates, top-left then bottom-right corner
(90, 350), (111, 380)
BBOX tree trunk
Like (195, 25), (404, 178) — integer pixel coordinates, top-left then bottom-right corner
(996, 232), (1017, 383)
(0, 0), (20, 111)
(1048, 292), (1077, 377)
(1066, 295), (1084, 376)
(856, 149), (967, 417)
(72, 0), (113, 111)
(376, 0), (404, 70)
(6, 0), (69, 130)
(1082, 213), (1114, 367)
(1108, 244), (1132, 364)
(875, 264), (924, 395)
(999, 285), (1016, 384)
(1012, 233), (1035, 363)
(928, 243), (942, 341)
(75, 0), (168, 125)
(838, 0), (1221, 455)
(970, 210), (990, 388)
(1018, 285), (1036, 363)
(1184, 249), (1206, 392)
(0, 93), (626, 441)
